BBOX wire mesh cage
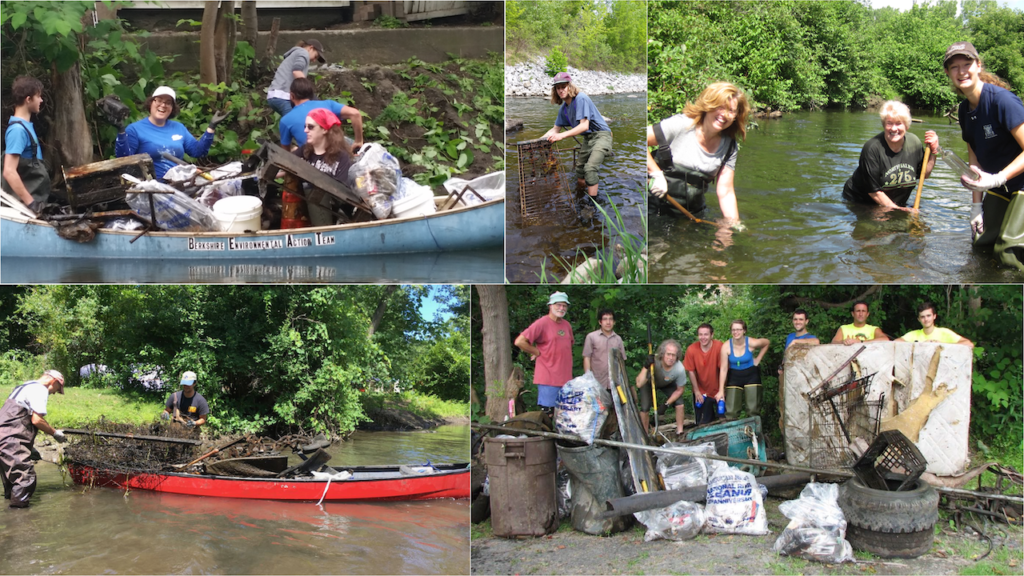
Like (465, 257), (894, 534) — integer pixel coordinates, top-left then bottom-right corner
(516, 138), (579, 224)
(807, 371), (881, 470)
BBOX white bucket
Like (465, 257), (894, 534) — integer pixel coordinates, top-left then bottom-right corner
(390, 182), (436, 218)
(213, 195), (263, 233)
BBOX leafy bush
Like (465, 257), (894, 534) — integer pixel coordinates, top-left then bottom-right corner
(544, 47), (568, 77)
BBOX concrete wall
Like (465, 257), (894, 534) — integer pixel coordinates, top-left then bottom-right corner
(140, 27), (503, 72)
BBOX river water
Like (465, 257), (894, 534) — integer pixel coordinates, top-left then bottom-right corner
(0, 426), (470, 575)
(649, 110), (1022, 283)
(505, 93), (647, 283)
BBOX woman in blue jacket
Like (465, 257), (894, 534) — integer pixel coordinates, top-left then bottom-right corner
(114, 86), (227, 180)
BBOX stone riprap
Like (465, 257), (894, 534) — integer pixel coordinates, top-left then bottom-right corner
(505, 60), (646, 97)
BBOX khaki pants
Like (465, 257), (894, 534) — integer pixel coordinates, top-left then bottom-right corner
(575, 131), (613, 187)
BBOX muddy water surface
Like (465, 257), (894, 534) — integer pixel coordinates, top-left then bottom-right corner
(0, 426), (470, 575)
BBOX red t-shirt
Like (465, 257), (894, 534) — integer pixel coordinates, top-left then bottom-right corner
(519, 316), (575, 387)
(683, 340), (723, 397)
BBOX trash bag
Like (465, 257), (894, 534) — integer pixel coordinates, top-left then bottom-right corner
(558, 443), (632, 535)
(555, 372), (610, 445)
(443, 172), (505, 206)
(635, 500), (706, 542)
(102, 217), (145, 231)
(556, 466), (571, 519)
(656, 442), (719, 490)
(350, 143), (402, 199)
(196, 177), (246, 209)
(774, 483), (854, 564)
(126, 180), (218, 231)
(704, 465), (768, 535)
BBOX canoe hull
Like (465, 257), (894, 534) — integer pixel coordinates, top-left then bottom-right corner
(67, 463), (471, 502)
(0, 199), (503, 259)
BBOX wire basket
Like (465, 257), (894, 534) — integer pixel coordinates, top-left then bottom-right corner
(515, 138), (579, 223)
(852, 430), (928, 491)
(807, 371), (880, 470)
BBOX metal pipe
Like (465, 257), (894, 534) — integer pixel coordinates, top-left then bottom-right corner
(472, 423), (1024, 504)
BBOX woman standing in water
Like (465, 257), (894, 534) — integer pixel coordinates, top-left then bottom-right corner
(542, 72), (612, 199)
(718, 319), (769, 420)
(646, 82), (750, 228)
(943, 41), (1024, 270)
(842, 100), (939, 212)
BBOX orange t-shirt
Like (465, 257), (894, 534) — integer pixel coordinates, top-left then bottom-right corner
(683, 340), (724, 397)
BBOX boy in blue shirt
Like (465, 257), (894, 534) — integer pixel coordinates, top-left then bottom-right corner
(2, 76), (49, 212)
(542, 72), (613, 199)
(113, 86), (228, 180)
(279, 77), (363, 151)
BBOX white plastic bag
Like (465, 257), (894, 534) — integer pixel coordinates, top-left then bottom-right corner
(349, 143), (402, 199)
(635, 500), (706, 542)
(555, 372), (610, 445)
(443, 171), (505, 206)
(704, 466), (768, 535)
(773, 483), (854, 563)
(656, 442), (719, 491)
(196, 177), (247, 209)
(126, 180), (218, 231)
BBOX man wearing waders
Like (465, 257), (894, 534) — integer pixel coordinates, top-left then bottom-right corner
(1, 370), (66, 508)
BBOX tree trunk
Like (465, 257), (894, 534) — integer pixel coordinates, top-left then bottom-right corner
(199, 2), (220, 87)
(50, 61), (93, 170)
(476, 285), (514, 423)
(214, 1), (236, 87)
(368, 285), (399, 337)
(241, 1), (258, 80)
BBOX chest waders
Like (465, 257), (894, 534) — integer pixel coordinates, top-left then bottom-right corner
(0, 122), (51, 206)
(0, 385), (40, 507)
(975, 186), (1024, 272)
(651, 122), (736, 216)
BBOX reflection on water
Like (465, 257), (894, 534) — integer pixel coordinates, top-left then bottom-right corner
(506, 93), (646, 283)
(0, 426), (470, 575)
(649, 110), (1020, 283)
(0, 250), (503, 283)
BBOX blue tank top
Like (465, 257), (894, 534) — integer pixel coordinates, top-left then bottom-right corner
(728, 337), (755, 370)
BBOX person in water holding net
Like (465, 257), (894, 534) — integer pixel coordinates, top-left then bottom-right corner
(842, 100), (939, 213)
(942, 41), (1024, 271)
(541, 72), (613, 201)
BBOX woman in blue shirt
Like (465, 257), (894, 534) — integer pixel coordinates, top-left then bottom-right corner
(542, 72), (612, 199)
(114, 86), (227, 180)
(718, 319), (770, 420)
(943, 42), (1024, 270)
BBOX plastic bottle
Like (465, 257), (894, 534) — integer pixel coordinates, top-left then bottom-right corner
(695, 394), (703, 408)
(717, 399), (726, 415)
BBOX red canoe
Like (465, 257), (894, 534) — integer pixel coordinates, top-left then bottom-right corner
(67, 462), (470, 502)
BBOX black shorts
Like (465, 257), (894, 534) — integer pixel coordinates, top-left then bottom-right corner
(726, 365), (761, 387)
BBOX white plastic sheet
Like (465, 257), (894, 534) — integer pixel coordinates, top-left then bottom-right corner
(443, 171), (505, 206)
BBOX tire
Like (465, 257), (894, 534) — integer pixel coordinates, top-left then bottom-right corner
(838, 477), (938, 559)
(471, 493), (490, 524)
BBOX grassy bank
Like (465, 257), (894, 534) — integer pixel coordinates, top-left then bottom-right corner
(0, 384), (164, 429)
(360, 390), (469, 421)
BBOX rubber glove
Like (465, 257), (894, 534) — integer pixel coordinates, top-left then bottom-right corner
(649, 171), (668, 198)
(160, 411), (170, 421)
(26, 200), (40, 213)
(208, 110), (230, 131)
(185, 419), (196, 428)
(970, 202), (984, 239)
(53, 430), (66, 443)
(962, 167), (1007, 193)
(730, 221), (747, 232)
(646, 354), (656, 368)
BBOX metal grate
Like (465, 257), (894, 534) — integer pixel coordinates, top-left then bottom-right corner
(516, 138), (579, 223)
(852, 430), (928, 491)
(807, 371), (881, 470)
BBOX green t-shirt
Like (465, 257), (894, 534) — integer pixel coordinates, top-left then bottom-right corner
(840, 323), (879, 341)
(900, 327), (962, 344)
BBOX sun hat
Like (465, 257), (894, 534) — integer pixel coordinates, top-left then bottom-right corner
(547, 292), (570, 306)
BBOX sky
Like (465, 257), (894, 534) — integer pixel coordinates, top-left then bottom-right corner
(867, 0), (1024, 11)
(417, 285), (453, 323)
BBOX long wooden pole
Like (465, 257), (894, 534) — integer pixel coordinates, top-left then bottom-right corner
(913, 146), (931, 211)
(663, 193), (715, 225)
(62, 429), (203, 446)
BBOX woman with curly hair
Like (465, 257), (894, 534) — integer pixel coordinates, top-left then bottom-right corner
(647, 82), (750, 227)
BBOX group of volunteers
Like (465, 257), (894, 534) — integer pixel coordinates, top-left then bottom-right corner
(644, 41), (1024, 268)
(3, 38), (365, 218)
(1, 369), (208, 509)
(514, 292), (974, 438)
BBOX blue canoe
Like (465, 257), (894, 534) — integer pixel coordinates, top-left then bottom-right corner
(0, 198), (503, 260)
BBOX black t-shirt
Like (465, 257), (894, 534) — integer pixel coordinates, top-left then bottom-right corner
(843, 132), (925, 206)
(165, 390), (210, 421)
(293, 148), (353, 187)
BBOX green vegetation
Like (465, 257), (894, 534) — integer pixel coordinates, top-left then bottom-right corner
(373, 15), (409, 29)
(506, 0), (646, 73)
(474, 285), (1022, 452)
(649, 0), (1024, 120)
(0, 383), (164, 429)
(1, 286), (469, 437)
(544, 46), (568, 77)
(360, 391), (468, 421)
(540, 198), (648, 284)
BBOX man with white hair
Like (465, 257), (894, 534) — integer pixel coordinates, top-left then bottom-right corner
(842, 100), (939, 211)
(515, 292), (576, 414)
(1, 370), (66, 508)
(162, 371), (210, 430)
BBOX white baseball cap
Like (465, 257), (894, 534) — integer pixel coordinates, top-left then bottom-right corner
(180, 371), (197, 386)
(152, 86), (176, 101)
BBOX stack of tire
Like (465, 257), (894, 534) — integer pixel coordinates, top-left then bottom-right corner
(838, 476), (939, 558)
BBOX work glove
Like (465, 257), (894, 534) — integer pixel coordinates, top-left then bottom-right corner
(29, 447), (42, 461)
(184, 419), (196, 428)
(160, 411), (170, 421)
(208, 110), (230, 131)
(95, 94), (129, 133)
(730, 221), (747, 232)
(53, 430), (67, 443)
(649, 171), (668, 198)
(646, 354), (656, 368)
(970, 202), (984, 240)
(962, 166), (1007, 193)
(26, 200), (40, 213)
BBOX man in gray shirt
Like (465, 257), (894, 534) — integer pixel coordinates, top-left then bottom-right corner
(635, 339), (689, 435)
(267, 40), (326, 115)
